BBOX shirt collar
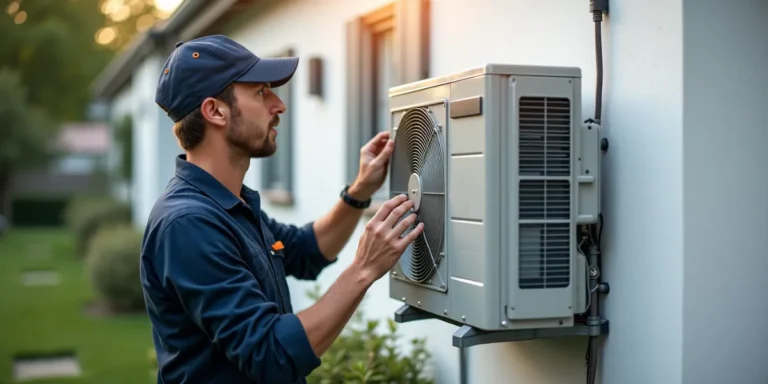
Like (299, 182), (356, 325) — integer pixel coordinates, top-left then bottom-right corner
(174, 154), (261, 212)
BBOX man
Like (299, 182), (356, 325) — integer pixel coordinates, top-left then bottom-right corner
(140, 34), (424, 383)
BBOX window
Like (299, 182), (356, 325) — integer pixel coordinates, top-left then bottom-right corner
(345, 0), (431, 213)
(261, 48), (295, 206)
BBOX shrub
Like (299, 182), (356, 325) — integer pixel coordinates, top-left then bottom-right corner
(64, 195), (132, 256)
(143, 287), (435, 383)
(306, 285), (434, 384)
(85, 223), (145, 313)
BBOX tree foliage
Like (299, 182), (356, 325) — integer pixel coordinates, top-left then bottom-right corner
(0, 0), (170, 213)
(0, 0), (169, 122)
(0, 67), (56, 210)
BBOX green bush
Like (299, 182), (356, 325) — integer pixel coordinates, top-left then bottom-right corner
(143, 286), (434, 383)
(86, 224), (145, 313)
(64, 195), (132, 256)
(306, 285), (434, 384)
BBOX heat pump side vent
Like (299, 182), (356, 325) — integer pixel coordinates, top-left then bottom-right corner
(518, 96), (572, 290)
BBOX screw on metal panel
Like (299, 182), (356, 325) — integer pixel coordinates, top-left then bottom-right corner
(438, 252), (445, 259)
(393, 271), (398, 276)
(461, 315), (466, 322)
(417, 301), (422, 307)
(501, 321), (508, 327)
(402, 297), (406, 302)
(443, 309), (448, 315)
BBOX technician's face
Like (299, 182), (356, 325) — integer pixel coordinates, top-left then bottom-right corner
(226, 82), (285, 158)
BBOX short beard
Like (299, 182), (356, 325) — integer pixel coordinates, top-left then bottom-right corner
(225, 106), (278, 159)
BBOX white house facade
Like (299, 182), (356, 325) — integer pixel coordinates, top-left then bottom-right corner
(90, 0), (768, 383)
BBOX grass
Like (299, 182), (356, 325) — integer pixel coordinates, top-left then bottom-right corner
(0, 228), (154, 384)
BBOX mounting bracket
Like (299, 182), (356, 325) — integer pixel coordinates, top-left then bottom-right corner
(394, 304), (609, 349)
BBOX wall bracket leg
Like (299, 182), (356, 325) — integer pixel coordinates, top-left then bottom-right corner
(393, 304), (609, 349)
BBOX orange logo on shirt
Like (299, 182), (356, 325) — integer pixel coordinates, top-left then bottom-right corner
(271, 241), (284, 251)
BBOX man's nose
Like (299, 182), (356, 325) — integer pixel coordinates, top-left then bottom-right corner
(272, 96), (286, 115)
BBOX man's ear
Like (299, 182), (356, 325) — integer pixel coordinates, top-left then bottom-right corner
(199, 97), (227, 128)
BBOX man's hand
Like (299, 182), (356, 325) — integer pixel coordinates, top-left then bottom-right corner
(349, 131), (394, 200)
(298, 190), (423, 360)
(352, 194), (424, 283)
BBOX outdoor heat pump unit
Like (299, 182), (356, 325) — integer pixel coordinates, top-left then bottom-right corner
(387, 64), (608, 348)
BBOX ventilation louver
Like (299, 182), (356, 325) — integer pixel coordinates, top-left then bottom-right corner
(390, 107), (446, 284)
(518, 96), (572, 289)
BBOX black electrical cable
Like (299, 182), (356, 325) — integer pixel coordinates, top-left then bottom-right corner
(593, 14), (603, 123)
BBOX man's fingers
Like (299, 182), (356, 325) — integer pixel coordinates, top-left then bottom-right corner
(394, 212), (418, 234)
(362, 132), (390, 152)
(383, 198), (414, 229)
(368, 140), (394, 168)
(371, 194), (408, 223)
(397, 222), (424, 248)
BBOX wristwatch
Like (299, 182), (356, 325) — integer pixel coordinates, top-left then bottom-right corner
(340, 185), (371, 209)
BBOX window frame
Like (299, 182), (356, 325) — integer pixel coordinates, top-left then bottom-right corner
(261, 47), (296, 206)
(345, 0), (431, 215)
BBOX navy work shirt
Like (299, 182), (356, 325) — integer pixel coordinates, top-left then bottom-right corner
(140, 155), (336, 383)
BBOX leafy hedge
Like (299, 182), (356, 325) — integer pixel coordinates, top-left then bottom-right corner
(145, 285), (435, 383)
(63, 195), (132, 256)
(305, 285), (434, 384)
(85, 223), (145, 313)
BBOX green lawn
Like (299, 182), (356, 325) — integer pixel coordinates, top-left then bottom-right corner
(0, 228), (155, 384)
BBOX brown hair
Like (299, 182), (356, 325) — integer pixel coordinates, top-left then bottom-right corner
(173, 84), (237, 150)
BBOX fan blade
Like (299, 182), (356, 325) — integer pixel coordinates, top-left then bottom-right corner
(419, 194), (444, 260)
(419, 131), (445, 195)
(403, 109), (433, 174)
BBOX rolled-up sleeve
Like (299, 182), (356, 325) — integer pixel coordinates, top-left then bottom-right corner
(155, 212), (321, 382)
(260, 211), (337, 280)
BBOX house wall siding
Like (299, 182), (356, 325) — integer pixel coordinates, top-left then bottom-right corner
(682, 1), (768, 383)
(220, 0), (686, 383)
(108, 85), (133, 201)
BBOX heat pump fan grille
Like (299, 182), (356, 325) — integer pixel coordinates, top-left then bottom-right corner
(518, 96), (572, 290)
(390, 107), (445, 283)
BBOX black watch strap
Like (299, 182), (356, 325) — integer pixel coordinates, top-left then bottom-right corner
(340, 185), (371, 209)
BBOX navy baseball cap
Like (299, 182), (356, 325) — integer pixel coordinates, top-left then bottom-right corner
(155, 34), (299, 122)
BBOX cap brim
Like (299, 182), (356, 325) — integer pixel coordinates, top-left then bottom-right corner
(236, 56), (299, 88)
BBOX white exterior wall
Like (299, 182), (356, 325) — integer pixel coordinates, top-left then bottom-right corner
(117, 0), (768, 382)
(682, 1), (768, 383)
(227, 1), (685, 383)
(106, 85), (134, 201)
(131, 54), (178, 227)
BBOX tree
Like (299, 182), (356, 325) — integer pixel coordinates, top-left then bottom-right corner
(0, 0), (171, 213)
(0, 0), (171, 123)
(0, 0), (115, 122)
(0, 67), (56, 215)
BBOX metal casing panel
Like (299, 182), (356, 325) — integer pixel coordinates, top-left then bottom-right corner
(505, 74), (579, 324)
(578, 119), (601, 225)
(446, 74), (503, 330)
